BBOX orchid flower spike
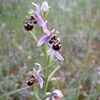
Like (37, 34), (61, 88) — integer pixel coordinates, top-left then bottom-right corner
(47, 35), (64, 61)
(52, 89), (63, 100)
(27, 63), (43, 89)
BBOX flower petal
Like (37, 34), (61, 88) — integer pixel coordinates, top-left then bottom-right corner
(32, 2), (45, 27)
(42, 21), (55, 36)
(54, 51), (64, 61)
(36, 75), (43, 89)
(35, 63), (41, 75)
(37, 35), (49, 46)
(51, 28), (55, 33)
(32, 2), (40, 14)
(36, 14), (45, 27)
(33, 67), (36, 73)
(42, 21), (51, 35)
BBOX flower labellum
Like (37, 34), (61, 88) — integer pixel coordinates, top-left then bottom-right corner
(52, 89), (63, 100)
(49, 35), (61, 51)
(27, 63), (43, 89)
(24, 16), (36, 31)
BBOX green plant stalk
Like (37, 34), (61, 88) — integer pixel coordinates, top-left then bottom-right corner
(41, 44), (49, 98)
(41, 47), (62, 100)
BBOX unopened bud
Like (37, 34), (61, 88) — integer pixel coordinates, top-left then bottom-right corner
(41, 0), (49, 13)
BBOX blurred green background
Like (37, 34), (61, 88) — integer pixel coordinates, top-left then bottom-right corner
(0, 0), (100, 100)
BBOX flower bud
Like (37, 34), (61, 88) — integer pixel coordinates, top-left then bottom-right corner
(41, 0), (49, 13)
(52, 89), (63, 100)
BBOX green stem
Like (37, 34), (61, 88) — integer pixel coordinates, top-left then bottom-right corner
(41, 45), (49, 98)
(41, 45), (49, 66)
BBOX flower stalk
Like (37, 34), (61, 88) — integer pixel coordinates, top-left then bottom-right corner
(41, 44), (49, 96)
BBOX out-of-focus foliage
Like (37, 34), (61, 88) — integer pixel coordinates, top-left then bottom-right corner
(0, 0), (100, 100)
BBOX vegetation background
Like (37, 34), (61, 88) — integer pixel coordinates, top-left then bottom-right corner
(0, 0), (100, 100)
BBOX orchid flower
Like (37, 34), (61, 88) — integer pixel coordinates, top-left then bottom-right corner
(52, 89), (63, 100)
(33, 63), (43, 88)
(46, 90), (63, 100)
(47, 35), (64, 61)
(31, 2), (45, 27)
(24, 3), (45, 31)
(27, 63), (43, 89)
